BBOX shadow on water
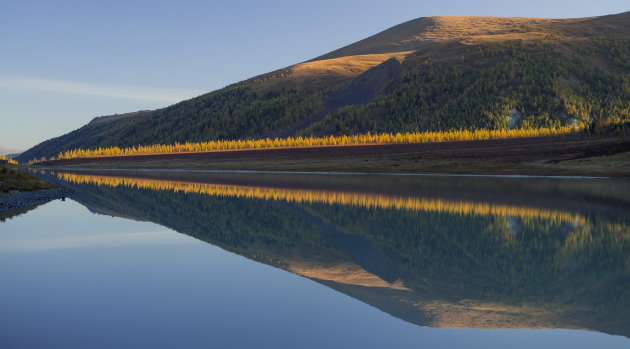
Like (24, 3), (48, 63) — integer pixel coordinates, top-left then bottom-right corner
(34, 169), (630, 338)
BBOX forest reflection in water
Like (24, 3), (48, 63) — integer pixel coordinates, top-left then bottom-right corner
(42, 170), (630, 338)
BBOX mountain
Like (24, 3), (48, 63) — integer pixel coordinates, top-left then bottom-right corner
(17, 12), (630, 163)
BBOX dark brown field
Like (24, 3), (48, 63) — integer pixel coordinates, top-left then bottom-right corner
(36, 134), (630, 177)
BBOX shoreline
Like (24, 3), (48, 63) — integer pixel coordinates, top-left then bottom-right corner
(31, 134), (630, 178)
(0, 188), (74, 216)
(34, 166), (613, 180)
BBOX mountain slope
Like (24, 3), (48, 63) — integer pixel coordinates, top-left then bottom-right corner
(17, 12), (630, 163)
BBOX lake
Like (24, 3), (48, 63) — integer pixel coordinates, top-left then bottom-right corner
(1, 170), (629, 348)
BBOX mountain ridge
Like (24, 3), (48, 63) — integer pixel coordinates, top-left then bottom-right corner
(17, 12), (630, 163)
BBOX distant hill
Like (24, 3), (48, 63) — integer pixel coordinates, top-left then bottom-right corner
(0, 147), (23, 158)
(17, 12), (630, 162)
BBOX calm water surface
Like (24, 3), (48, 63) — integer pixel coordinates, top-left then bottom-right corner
(1, 171), (629, 348)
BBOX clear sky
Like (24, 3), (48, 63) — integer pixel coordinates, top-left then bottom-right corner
(0, 0), (627, 151)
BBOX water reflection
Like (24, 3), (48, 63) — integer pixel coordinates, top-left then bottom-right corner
(56, 172), (581, 221)
(41, 170), (630, 338)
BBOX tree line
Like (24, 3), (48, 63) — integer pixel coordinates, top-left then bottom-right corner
(31, 126), (577, 163)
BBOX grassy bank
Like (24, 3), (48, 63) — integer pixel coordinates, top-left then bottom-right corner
(0, 164), (56, 193)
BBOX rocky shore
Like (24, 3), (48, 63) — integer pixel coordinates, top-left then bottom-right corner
(0, 188), (74, 214)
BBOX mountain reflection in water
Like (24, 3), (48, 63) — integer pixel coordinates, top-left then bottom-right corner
(42, 170), (630, 338)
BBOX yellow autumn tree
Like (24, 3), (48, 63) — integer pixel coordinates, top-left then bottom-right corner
(39, 126), (578, 163)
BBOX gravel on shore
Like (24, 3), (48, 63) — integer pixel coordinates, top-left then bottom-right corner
(0, 188), (74, 214)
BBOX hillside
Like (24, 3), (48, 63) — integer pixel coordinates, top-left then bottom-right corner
(17, 12), (630, 163)
(0, 163), (56, 193)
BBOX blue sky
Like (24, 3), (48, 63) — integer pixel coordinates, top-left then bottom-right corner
(1, 0), (627, 151)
